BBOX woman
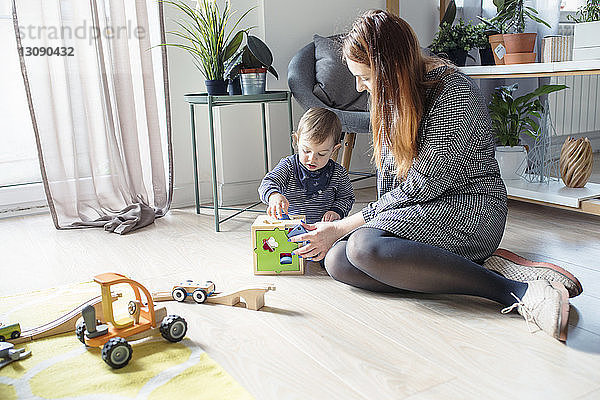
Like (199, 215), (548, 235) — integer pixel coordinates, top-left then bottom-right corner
(291, 10), (575, 341)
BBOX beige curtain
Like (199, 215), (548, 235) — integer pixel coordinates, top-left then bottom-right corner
(12, 0), (172, 233)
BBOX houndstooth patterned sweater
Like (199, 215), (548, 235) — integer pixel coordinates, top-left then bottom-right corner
(259, 155), (355, 223)
(361, 66), (507, 262)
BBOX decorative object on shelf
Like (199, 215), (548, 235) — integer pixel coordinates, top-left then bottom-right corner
(227, 35), (279, 95)
(161, 0), (253, 95)
(541, 35), (573, 62)
(517, 103), (559, 183)
(429, 1), (480, 66)
(488, 83), (568, 180)
(569, 0), (600, 60)
(559, 137), (594, 188)
(479, 0), (552, 64)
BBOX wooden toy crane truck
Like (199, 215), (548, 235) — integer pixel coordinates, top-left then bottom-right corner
(76, 273), (188, 369)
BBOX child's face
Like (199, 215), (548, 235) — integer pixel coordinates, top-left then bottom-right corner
(297, 135), (341, 171)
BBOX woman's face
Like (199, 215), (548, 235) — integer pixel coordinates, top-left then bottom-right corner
(346, 58), (373, 94)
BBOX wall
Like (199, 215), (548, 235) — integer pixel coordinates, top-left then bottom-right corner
(167, 0), (386, 208)
(399, 0), (439, 48)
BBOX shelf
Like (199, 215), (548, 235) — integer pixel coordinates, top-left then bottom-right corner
(459, 60), (600, 79)
(505, 178), (600, 215)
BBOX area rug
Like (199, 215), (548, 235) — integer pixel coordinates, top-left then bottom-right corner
(0, 282), (254, 400)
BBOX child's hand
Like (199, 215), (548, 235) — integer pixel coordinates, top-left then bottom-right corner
(267, 193), (289, 219)
(322, 211), (341, 222)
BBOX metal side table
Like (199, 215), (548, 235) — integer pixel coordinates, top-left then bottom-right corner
(184, 91), (294, 232)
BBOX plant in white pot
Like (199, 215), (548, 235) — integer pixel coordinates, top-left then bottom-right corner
(489, 83), (567, 180)
(568, 0), (600, 61)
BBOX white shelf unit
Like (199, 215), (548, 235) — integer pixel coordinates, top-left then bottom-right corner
(459, 61), (600, 216)
(459, 60), (600, 79)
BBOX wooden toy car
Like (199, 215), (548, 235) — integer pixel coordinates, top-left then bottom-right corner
(171, 280), (216, 304)
(0, 323), (21, 342)
(75, 273), (188, 369)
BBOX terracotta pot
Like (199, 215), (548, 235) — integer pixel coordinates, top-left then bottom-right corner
(504, 52), (536, 64)
(488, 34), (506, 65)
(560, 137), (593, 188)
(240, 67), (267, 74)
(503, 33), (537, 53)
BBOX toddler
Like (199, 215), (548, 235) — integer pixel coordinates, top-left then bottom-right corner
(258, 108), (355, 224)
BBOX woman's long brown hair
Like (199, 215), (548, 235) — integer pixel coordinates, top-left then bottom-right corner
(343, 10), (448, 178)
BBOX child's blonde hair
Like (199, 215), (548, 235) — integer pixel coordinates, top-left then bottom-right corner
(296, 108), (342, 145)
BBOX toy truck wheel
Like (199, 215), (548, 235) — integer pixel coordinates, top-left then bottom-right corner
(11, 331), (20, 339)
(102, 337), (132, 369)
(160, 315), (187, 343)
(192, 289), (207, 304)
(172, 287), (187, 302)
(0, 335), (4, 342)
(75, 320), (86, 344)
(75, 319), (100, 345)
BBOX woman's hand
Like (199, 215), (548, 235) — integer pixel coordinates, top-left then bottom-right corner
(290, 221), (344, 262)
(291, 212), (366, 261)
(267, 193), (289, 219)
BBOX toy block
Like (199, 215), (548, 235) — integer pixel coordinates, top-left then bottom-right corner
(287, 224), (308, 238)
(251, 214), (306, 275)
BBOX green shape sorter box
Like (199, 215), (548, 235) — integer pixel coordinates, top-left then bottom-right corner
(252, 214), (305, 275)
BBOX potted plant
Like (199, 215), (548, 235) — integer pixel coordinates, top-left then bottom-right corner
(477, 17), (508, 64)
(474, 23), (495, 65)
(227, 35), (279, 95)
(430, 19), (480, 66)
(482, 0), (551, 64)
(568, 0), (600, 61)
(488, 83), (567, 180)
(161, 0), (252, 95)
(430, 1), (480, 66)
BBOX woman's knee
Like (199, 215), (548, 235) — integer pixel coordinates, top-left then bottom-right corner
(324, 241), (350, 282)
(346, 228), (391, 267)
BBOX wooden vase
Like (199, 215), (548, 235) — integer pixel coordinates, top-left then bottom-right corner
(559, 137), (594, 188)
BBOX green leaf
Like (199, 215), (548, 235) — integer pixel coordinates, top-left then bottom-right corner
(267, 65), (279, 80)
(247, 35), (274, 67)
(224, 30), (244, 61)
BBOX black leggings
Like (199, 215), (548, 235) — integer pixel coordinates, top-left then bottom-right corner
(324, 228), (527, 306)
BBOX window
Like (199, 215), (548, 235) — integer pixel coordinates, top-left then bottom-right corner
(561, 0), (587, 22)
(451, 0), (587, 23)
(0, 0), (46, 213)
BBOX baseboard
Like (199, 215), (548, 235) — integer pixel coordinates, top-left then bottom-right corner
(0, 183), (48, 218)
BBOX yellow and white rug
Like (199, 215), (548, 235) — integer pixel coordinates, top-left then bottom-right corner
(0, 283), (254, 400)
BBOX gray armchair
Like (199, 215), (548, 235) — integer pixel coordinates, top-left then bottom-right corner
(288, 35), (370, 176)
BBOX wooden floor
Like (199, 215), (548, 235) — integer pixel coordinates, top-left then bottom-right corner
(1, 188), (600, 399)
